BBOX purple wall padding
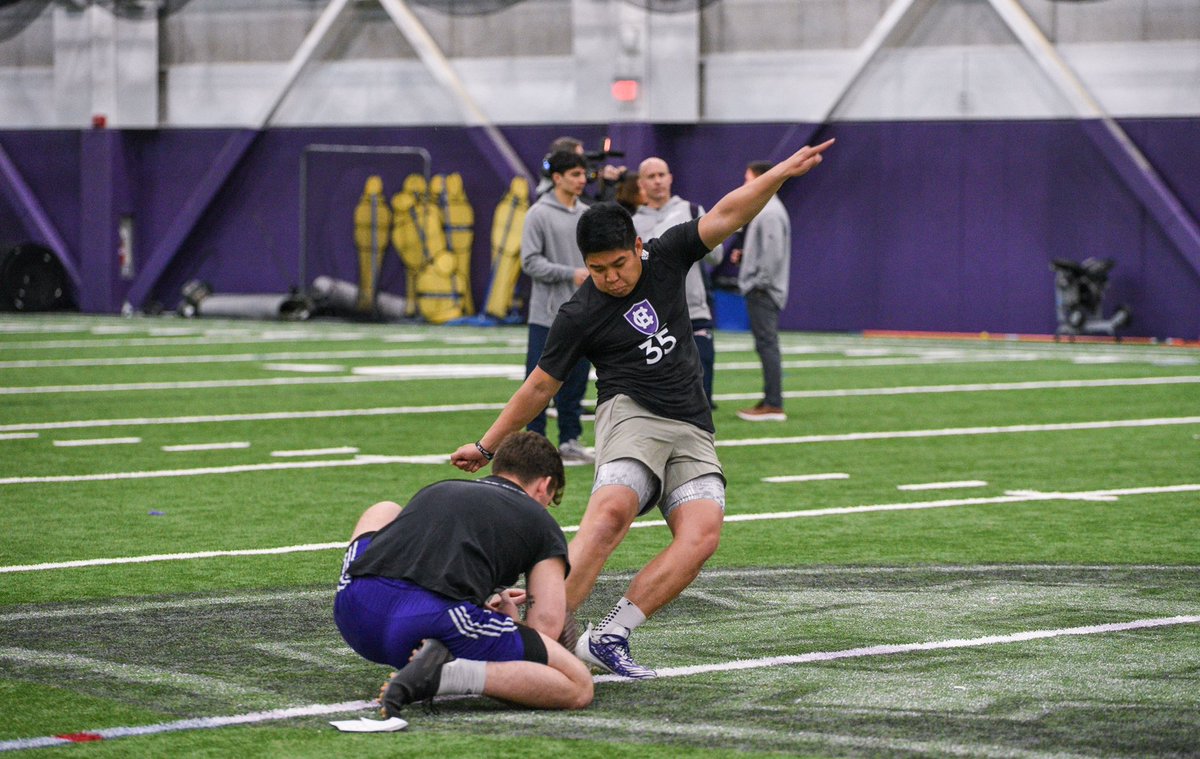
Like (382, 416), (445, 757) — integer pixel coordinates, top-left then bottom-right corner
(1, 120), (1196, 340)
(0, 130), (82, 267)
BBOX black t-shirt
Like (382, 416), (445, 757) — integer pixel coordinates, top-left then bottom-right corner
(538, 219), (714, 433)
(348, 476), (569, 606)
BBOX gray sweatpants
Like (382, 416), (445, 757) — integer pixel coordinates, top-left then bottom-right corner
(745, 289), (783, 408)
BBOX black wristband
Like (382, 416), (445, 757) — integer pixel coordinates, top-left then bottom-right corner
(475, 440), (494, 461)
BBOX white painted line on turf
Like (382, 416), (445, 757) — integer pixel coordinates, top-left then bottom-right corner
(351, 364), (525, 380)
(3, 615), (1196, 753)
(4, 377), (1195, 432)
(716, 416), (1200, 448)
(0, 432), (37, 440)
(714, 354), (1043, 371)
(0, 542), (345, 574)
(0, 700), (373, 752)
(0, 346), (525, 369)
(0, 402), (508, 434)
(0, 333), (371, 351)
(5, 482), (1197, 574)
(52, 436), (141, 447)
(1, 415), (1195, 483)
(261, 363), (346, 373)
(713, 374), (1200, 403)
(271, 447), (359, 458)
(1005, 489), (1118, 503)
(898, 480), (988, 491)
(161, 442), (251, 453)
(762, 473), (850, 483)
(0, 372), (517, 395)
(0, 453), (448, 486)
(0, 589), (331, 622)
(593, 614), (1200, 683)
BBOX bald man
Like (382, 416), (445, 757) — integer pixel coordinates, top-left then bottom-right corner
(632, 157), (724, 409)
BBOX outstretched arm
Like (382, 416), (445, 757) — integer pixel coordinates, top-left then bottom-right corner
(450, 366), (563, 472)
(697, 139), (834, 250)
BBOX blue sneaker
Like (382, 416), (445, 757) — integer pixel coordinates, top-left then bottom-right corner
(574, 624), (657, 679)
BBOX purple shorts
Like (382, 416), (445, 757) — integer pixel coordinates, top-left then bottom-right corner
(333, 534), (546, 669)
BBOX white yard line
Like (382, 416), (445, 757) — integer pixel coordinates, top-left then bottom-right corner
(593, 615), (1200, 682)
(4, 376), (1195, 433)
(51, 437), (141, 448)
(762, 473), (850, 483)
(0, 454), (448, 487)
(4, 482), (1195, 574)
(0, 402), (509, 434)
(261, 363), (346, 373)
(716, 416), (1200, 448)
(161, 442), (251, 452)
(729, 374), (1200, 401)
(0, 334), (373, 351)
(0, 589), (331, 622)
(0, 432), (37, 440)
(0, 542), (346, 574)
(270, 447), (359, 458)
(0, 373), (509, 395)
(4, 415), (1197, 484)
(0, 346), (525, 369)
(898, 480), (988, 491)
(0, 701), (374, 752)
(1, 615), (1195, 753)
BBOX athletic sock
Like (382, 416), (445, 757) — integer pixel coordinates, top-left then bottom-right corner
(435, 658), (487, 696)
(594, 597), (647, 639)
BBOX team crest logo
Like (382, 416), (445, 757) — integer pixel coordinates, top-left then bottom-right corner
(623, 300), (660, 336)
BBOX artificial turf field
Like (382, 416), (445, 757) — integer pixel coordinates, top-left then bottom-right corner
(1, 314), (1197, 757)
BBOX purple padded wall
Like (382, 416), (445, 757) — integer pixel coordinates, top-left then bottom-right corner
(1, 120), (1196, 340)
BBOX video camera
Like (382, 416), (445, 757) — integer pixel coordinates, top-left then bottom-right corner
(583, 137), (625, 184)
(541, 137), (625, 184)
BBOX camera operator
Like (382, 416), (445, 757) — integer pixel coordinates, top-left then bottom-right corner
(535, 136), (626, 203)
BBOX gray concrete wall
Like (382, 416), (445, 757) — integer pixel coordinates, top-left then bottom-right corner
(0, 0), (1196, 127)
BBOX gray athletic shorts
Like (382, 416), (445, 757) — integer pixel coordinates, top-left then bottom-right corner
(591, 394), (725, 517)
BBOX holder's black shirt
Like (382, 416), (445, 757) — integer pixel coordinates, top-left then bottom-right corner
(348, 476), (569, 605)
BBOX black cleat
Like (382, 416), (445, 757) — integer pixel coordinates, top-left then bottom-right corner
(378, 639), (453, 717)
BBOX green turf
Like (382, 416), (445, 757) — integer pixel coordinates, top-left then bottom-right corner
(2, 315), (1198, 757)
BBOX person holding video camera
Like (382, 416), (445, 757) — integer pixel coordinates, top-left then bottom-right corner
(535, 136), (626, 203)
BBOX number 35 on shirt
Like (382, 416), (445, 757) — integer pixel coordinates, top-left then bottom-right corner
(638, 328), (677, 365)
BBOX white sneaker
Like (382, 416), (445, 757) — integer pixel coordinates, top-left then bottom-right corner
(573, 624), (657, 679)
(558, 439), (594, 464)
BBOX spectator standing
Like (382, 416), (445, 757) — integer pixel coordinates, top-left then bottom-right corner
(521, 151), (595, 462)
(732, 160), (791, 422)
(633, 157), (724, 409)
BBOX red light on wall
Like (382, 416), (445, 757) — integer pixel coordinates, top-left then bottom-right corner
(611, 79), (640, 102)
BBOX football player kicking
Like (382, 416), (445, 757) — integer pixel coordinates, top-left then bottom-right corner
(453, 140), (835, 678)
(336, 432), (592, 714)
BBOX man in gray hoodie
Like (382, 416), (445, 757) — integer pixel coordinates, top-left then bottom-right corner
(632, 157), (724, 409)
(521, 151), (594, 462)
(732, 160), (791, 422)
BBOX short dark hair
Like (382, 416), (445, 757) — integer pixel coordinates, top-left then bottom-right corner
(576, 201), (636, 257)
(746, 160), (773, 177)
(545, 150), (587, 178)
(492, 431), (566, 506)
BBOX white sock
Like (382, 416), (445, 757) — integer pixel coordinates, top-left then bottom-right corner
(435, 658), (487, 696)
(595, 597), (647, 639)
